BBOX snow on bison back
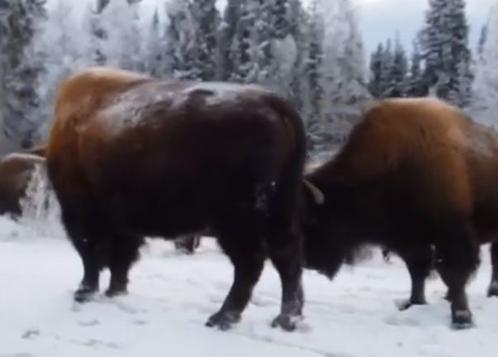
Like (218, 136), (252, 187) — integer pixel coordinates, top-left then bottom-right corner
(45, 67), (307, 332)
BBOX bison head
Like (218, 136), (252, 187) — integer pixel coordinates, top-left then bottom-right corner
(301, 178), (348, 280)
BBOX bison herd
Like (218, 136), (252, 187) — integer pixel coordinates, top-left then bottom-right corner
(2, 67), (498, 332)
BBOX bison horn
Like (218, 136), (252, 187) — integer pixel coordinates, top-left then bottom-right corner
(303, 179), (325, 205)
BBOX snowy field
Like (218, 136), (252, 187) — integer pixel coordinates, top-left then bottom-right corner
(1, 215), (497, 357)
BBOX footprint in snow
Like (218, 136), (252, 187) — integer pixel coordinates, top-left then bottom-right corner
(132, 319), (149, 326)
(77, 319), (100, 327)
(71, 338), (121, 349)
(21, 329), (40, 340)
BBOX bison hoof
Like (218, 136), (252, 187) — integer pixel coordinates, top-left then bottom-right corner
(487, 282), (498, 297)
(74, 286), (97, 303)
(395, 298), (427, 311)
(271, 313), (303, 332)
(105, 287), (128, 298)
(451, 310), (474, 330)
(205, 311), (240, 331)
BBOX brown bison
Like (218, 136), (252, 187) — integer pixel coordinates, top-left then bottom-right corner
(302, 97), (498, 329)
(0, 151), (45, 217)
(45, 67), (307, 331)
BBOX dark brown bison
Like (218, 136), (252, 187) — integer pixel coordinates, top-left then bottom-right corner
(302, 97), (498, 329)
(45, 67), (306, 331)
(0, 151), (45, 217)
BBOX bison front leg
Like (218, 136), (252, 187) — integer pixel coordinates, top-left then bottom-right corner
(488, 243), (498, 297)
(206, 236), (265, 330)
(106, 235), (143, 297)
(396, 244), (433, 310)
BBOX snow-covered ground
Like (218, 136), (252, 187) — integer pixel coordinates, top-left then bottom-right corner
(1, 215), (497, 357)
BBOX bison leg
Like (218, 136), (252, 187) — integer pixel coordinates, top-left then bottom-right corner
(268, 235), (304, 332)
(72, 236), (109, 303)
(61, 204), (110, 303)
(488, 243), (498, 297)
(435, 222), (479, 329)
(206, 233), (265, 330)
(106, 235), (144, 297)
(396, 244), (433, 310)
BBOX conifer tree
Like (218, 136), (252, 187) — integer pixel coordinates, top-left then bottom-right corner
(0, 0), (47, 148)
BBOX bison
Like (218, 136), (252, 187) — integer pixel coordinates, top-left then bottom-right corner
(45, 67), (307, 331)
(0, 150), (45, 218)
(302, 97), (498, 329)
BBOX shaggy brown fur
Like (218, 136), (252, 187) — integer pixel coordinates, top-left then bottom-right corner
(303, 97), (498, 329)
(0, 152), (45, 217)
(45, 67), (307, 331)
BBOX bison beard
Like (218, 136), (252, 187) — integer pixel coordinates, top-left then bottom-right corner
(45, 67), (307, 331)
(302, 97), (498, 329)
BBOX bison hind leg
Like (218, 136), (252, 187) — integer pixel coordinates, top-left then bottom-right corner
(72, 234), (110, 303)
(487, 243), (498, 297)
(68, 231), (110, 303)
(206, 213), (266, 331)
(434, 219), (480, 329)
(106, 234), (144, 298)
(60, 202), (112, 303)
(267, 233), (304, 332)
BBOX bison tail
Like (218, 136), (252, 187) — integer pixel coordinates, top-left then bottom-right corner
(265, 95), (307, 227)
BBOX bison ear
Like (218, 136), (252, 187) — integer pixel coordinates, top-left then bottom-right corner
(303, 179), (325, 205)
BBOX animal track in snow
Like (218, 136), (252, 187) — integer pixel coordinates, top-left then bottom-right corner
(77, 319), (100, 327)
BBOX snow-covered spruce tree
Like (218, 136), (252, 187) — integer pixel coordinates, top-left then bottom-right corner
(419, 0), (473, 107)
(188, 0), (220, 81)
(320, 0), (369, 147)
(0, 0), (47, 150)
(287, 0), (309, 113)
(224, 0), (299, 92)
(477, 23), (488, 61)
(219, 0), (243, 81)
(302, 0), (325, 152)
(273, 0), (290, 39)
(405, 40), (426, 97)
(379, 39), (394, 97)
(266, 0), (299, 96)
(385, 36), (408, 98)
(34, 0), (94, 140)
(145, 8), (168, 77)
(472, 4), (498, 127)
(226, 1), (259, 83)
(95, 0), (144, 71)
(368, 43), (384, 98)
(164, 0), (198, 80)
